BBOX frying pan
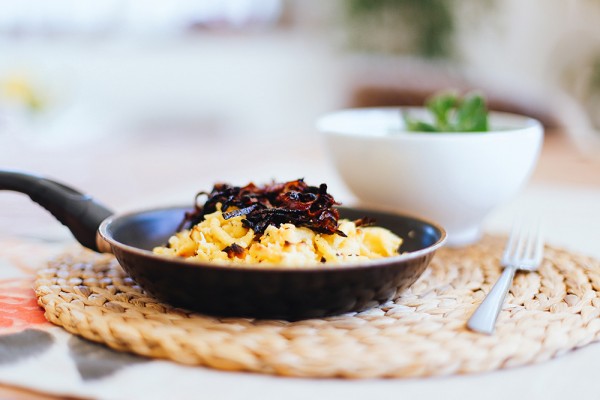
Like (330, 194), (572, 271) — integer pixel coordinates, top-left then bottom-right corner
(0, 170), (446, 320)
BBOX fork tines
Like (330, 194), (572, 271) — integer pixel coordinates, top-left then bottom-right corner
(502, 218), (543, 271)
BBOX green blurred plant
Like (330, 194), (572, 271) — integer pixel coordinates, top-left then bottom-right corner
(343, 0), (455, 59)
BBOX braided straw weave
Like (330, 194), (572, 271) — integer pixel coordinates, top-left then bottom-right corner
(34, 236), (600, 378)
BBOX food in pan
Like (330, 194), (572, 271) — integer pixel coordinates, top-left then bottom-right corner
(153, 179), (402, 266)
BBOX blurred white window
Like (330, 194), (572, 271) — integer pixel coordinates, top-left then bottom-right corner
(0, 0), (283, 36)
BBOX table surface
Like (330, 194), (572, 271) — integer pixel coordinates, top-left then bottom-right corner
(1, 127), (600, 400)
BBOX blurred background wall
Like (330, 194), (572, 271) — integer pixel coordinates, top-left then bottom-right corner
(1, 0), (600, 154)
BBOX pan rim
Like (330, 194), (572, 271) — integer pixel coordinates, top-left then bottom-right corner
(98, 205), (447, 273)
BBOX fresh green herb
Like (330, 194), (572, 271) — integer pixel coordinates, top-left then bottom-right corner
(403, 91), (489, 132)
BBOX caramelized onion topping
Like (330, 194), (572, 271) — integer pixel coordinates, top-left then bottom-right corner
(180, 179), (347, 236)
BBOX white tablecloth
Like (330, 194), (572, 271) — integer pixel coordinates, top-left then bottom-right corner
(1, 130), (599, 400)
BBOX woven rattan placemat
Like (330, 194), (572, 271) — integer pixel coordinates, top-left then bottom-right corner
(34, 236), (600, 378)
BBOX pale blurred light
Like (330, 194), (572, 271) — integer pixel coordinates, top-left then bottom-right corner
(0, 0), (282, 35)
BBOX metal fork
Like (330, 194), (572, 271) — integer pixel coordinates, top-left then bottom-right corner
(467, 220), (544, 334)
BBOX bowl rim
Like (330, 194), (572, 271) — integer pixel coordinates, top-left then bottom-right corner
(316, 106), (543, 139)
(98, 205), (447, 273)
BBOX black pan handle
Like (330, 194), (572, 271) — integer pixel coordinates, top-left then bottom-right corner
(0, 170), (114, 252)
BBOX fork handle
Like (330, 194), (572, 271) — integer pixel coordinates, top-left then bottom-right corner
(467, 265), (517, 334)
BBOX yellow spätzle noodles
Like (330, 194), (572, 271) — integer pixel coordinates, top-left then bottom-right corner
(153, 204), (402, 267)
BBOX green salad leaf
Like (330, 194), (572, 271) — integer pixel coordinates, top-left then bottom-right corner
(403, 91), (489, 133)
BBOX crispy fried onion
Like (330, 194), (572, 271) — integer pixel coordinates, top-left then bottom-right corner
(180, 179), (348, 236)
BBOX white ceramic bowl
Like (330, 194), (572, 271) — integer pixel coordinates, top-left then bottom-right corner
(317, 107), (544, 246)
